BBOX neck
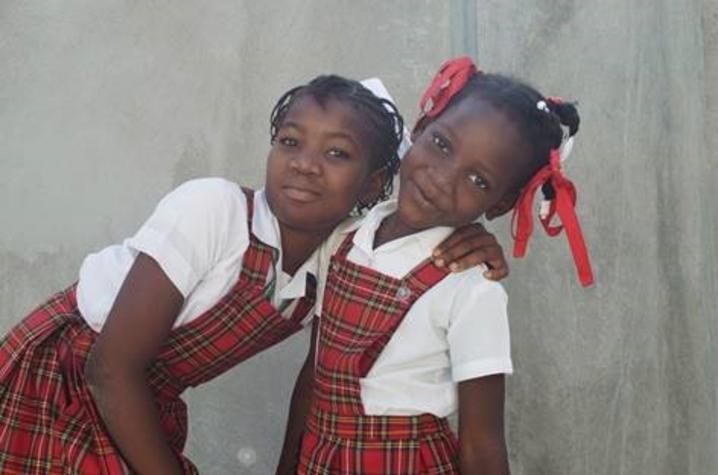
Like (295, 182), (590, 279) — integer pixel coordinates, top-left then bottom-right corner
(373, 212), (426, 249)
(278, 224), (332, 275)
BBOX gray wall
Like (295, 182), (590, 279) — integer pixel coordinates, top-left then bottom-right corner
(1, 1), (715, 474)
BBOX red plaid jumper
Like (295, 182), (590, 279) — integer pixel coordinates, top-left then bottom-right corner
(298, 232), (460, 474)
(0, 190), (314, 474)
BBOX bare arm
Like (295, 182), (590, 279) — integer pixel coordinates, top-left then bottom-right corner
(458, 374), (510, 475)
(275, 318), (318, 475)
(85, 252), (185, 474)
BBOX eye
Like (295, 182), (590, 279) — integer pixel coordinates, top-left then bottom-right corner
(468, 173), (489, 190)
(277, 136), (298, 147)
(327, 147), (350, 159)
(431, 133), (451, 157)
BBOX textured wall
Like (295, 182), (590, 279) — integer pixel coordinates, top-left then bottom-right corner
(473, 1), (718, 474)
(1, 1), (715, 474)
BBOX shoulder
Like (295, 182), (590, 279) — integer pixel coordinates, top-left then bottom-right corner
(443, 268), (507, 301)
(162, 177), (247, 211)
(436, 268), (508, 324)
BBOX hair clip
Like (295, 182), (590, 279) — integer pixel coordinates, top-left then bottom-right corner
(536, 100), (551, 114)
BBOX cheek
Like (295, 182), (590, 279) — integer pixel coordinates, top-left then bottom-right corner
(454, 187), (490, 219)
(329, 163), (371, 195)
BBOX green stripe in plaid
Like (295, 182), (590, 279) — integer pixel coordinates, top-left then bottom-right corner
(307, 406), (452, 441)
(299, 231), (457, 473)
(299, 410), (459, 474)
(313, 232), (450, 415)
(0, 190), (316, 474)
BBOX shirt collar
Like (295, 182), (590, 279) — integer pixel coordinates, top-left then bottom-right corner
(252, 188), (319, 300)
(351, 199), (454, 257)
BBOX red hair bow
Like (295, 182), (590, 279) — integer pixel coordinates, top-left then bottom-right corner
(415, 56), (478, 129)
(511, 148), (594, 287)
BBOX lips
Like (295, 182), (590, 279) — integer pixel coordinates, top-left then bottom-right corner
(282, 185), (321, 203)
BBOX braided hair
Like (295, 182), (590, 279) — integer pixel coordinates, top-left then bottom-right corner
(269, 75), (404, 214)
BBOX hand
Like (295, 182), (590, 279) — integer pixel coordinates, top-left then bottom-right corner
(432, 223), (509, 281)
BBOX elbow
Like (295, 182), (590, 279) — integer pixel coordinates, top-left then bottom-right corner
(460, 437), (509, 475)
(85, 348), (135, 406)
(85, 348), (112, 401)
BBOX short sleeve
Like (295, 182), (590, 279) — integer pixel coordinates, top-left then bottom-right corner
(126, 178), (250, 297)
(446, 275), (513, 382)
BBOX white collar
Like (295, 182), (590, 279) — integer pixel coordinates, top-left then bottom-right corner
(349, 199), (453, 257)
(252, 188), (318, 300)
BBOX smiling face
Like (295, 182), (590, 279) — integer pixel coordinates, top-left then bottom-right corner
(265, 94), (382, 235)
(397, 97), (532, 230)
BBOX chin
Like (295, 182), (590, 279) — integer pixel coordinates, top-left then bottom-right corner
(396, 202), (436, 231)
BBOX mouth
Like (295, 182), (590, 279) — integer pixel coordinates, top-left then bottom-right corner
(282, 185), (321, 203)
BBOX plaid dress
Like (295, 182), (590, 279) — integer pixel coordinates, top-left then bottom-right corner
(298, 232), (460, 475)
(0, 191), (314, 474)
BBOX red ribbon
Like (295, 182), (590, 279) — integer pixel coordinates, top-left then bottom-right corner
(511, 149), (594, 287)
(415, 56), (478, 129)
(417, 58), (594, 287)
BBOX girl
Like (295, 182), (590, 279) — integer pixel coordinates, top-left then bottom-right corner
(293, 57), (593, 474)
(0, 74), (507, 474)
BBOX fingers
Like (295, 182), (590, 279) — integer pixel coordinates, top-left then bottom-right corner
(432, 227), (509, 281)
(436, 243), (501, 271)
(483, 258), (509, 281)
(434, 224), (492, 262)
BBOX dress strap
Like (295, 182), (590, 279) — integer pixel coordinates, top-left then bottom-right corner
(240, 187), (255, 222)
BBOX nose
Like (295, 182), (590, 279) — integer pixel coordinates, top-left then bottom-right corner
(290, 150), (321, 176)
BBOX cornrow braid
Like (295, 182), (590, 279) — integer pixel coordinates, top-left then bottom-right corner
(269, 75), (405, 214)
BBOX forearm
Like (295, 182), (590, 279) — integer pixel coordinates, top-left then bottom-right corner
(458, 375), (509, 474)
(88, 368), (183, 475)
(460, 439), (509, 475)
(275, 359), (314, 475)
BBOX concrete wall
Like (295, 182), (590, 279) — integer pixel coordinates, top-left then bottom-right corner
(1, 1), (715, 473)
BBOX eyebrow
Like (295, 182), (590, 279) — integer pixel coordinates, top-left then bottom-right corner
(434, 123), (459, 146)
(280, 121), (360, 148)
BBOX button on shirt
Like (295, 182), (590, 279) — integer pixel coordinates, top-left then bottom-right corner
(316, 200), (513, 417)
(76, 178), (318, 332)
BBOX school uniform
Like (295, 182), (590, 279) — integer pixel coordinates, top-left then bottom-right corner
(298, 199), (512, 474)
(0, 178), (317, 474)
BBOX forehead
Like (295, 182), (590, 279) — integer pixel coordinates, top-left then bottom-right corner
(282, 94), (369, 143)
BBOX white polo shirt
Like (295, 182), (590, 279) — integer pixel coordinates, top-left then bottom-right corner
(316, 200), (513, 417)
(76, 178), (318, 332)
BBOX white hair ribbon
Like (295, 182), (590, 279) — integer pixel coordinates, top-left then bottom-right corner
(360, 77), (412, 159)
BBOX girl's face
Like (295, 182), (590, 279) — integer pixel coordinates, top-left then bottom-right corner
(265, 94), (381, 234)
(398, 98), (531, 230)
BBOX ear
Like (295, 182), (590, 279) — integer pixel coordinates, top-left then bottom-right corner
(485, 190), (520, 220)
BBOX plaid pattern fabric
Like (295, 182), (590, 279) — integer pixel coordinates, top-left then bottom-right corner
(0, 190), (315, 474)
(299, 232), (458, 474)
(299, 408), (459, 475)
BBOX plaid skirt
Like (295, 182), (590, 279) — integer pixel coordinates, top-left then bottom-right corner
(0, 287), (197, 475)
(298, 407), (459, 475)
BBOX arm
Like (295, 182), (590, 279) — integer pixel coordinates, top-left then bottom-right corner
(85, 253), (185, 474)
(275, 318), (319, 475)
(433, 222), (509, 280)
(457, 374), (510, 475)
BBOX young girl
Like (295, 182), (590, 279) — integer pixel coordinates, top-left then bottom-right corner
(293, 57), (593, 474)
(0, 74), (507, 474)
